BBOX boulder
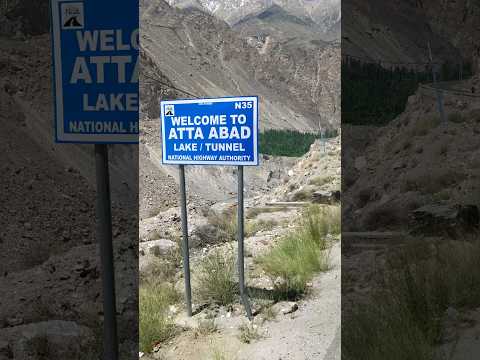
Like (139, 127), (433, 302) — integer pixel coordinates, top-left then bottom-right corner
(311, 190), (340, 204)
(411, 204), (479, 235)
(272, 301), (299, 315)
(139, 239), (177, 257)
(0, 321), (94, 360)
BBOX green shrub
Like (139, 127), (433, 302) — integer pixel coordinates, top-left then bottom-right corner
(258, 205), (337, 298)
(139, 281), (180, 353)
(206, 209), (273, 243)
(259, 233), (330, 298)
(196, 249), (238, 305)
(207, 209), (238, 243)
(247, 219), (277, 235)
(238, 323), (262, 344)
(302, 205), (341, 242)
(343, 239), (480, 360)
(259, 129), (336, 157)
(291, 188), (314, 201)
(343, 295), (433, 360)
(210, 347), (230, 360)
(195, 319), (218, 336)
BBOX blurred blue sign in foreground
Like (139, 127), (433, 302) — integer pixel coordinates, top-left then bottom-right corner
(51, 0), (139, 143)
(161, 97), (259, 166)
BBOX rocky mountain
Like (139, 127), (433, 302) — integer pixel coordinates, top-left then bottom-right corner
(343, 0), (480, 68)
(343, 79), (480, 233)
(422, 0), (480, 71)
(167, 0), (341, 36)
(141, 0), (340, 131)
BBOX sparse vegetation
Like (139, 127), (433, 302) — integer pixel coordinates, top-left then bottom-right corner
(262, 305), (278, 321)
(139, 281), (180, 353)
(258, 205), (336, 299)
(196, 249), (238, 305)
(412, 115), (441, 136)
(204, 209), (276, 244)
(139, 257), (176, 284)
(195, 319), (218, 336)
(247, 219), (278, 234)
(144, 228), (162, 241)
(210, 344), (231, 360)
(309, 175), (335, 187)
(291, 187), (315, 201)
(343, 238), (480, 360)
(448, 112), (465, 123)
(238, 323), (262, 344)
(207, 209), (238, 243)
(246, 207), (283, 219)
(303, 205), (341, 239)
(403, 168), (465, 195)
(431, 189), (451, 202)
(259, 129), (337, 157)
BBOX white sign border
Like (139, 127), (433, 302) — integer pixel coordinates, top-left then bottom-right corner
(51, 0), (138, 144)
(161, 96), (259, 166)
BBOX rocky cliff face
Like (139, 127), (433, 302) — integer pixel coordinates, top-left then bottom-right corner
(234, 4), (340, 127)
(422, 0), (480, 71)
(343, 0), (479, 67)
(343, 82), (480, 232)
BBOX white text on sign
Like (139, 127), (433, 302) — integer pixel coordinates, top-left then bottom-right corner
(70, 30), (139, 112)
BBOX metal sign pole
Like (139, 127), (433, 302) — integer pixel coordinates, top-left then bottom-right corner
(94, 144), (118, 360)
(237, 166), (253, 320)
(179, 164), (193, 316)
(428, 42), (446, 123)
(321, 128), (326, 153)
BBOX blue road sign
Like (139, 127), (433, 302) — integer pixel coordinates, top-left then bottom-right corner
(50, 0), (139, 143)
(161, 97), (259, 166)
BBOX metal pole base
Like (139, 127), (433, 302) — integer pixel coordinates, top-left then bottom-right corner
(95, 144), (118, 360)
(179, 165), (193, 316)
(237, 166), (253, 320)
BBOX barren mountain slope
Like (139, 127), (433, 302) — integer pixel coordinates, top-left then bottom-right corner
(233, 5), (340, 126)
(342, 0), (473, 65)
(167, 0), (341, 35)
(141, 0), (339, 131)
(343, 80), (480, 233)
(423, 0), (480, 67)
